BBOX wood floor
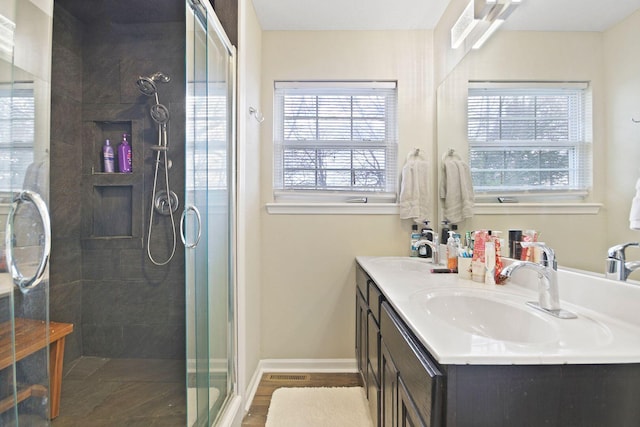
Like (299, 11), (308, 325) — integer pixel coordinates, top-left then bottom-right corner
(241, 372), (364, 426)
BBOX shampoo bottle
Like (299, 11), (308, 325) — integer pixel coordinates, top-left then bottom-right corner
(118, 133), (132, 173)
(103, 139), (114, 173)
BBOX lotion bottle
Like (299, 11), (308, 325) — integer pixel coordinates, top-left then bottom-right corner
(103, 139), (114, 173)
(446, 231), (458, 270)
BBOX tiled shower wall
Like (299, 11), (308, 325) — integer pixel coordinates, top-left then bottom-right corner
(50, 2), (186, 362)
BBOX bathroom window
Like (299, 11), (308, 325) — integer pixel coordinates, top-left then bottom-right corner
(273, 81), (398, 203)
(0, 83), (34, 194)
(468, 82), (592, 199)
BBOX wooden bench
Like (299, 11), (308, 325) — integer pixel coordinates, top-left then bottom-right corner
(0, 318), (74, 419)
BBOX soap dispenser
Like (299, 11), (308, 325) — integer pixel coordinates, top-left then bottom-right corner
(419, 221), (433, 258)
(410, 224), (421, 257)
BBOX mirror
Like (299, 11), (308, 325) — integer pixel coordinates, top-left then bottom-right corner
(436, 6), (640, 274)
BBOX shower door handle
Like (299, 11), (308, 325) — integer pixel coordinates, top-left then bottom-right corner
(5, 190), (51, 294)
(180, 205), (202, 249)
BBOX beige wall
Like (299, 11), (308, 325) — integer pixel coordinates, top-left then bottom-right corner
(259, 30), (435, 359)
(245, 7), (640, 365)
(237, 0), (262, 395)
(437, 31), (608, 272)
(603, 9), (640, 279)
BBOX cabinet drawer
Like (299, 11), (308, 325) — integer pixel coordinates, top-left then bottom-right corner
(381, 301), (444, 427)
(368, 280), (383, 323)
(356, 264), (369, 302)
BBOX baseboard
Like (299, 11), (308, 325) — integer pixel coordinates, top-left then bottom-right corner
(243, 358), (358, 412)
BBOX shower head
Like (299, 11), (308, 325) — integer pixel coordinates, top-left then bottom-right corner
(150, 103), (170, 125)
(135, 72), (171, 97)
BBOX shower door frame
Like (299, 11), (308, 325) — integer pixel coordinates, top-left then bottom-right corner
(185, 0), (238, 425)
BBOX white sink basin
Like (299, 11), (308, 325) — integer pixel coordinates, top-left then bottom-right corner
(420, 290), (558, 344)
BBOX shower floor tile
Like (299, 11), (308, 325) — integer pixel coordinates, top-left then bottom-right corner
(52, 356), (186, 427)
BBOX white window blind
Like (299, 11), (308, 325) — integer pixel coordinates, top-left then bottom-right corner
(0, 83), (34, 193)
(273, 81), (398, 202)
(186, 82), (228, 193)
(468, 82), (592, 196)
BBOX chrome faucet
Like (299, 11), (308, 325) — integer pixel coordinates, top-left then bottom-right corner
(416, 230), (440, 265)
(501, 242), (576, 319)
(605, 242), (640, 281)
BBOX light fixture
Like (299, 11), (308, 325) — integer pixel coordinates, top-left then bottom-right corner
(451, 0), (521, 50)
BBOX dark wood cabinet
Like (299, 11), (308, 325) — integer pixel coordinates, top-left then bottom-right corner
(357, 260), (640, 427)
(355, 287), (367, 386)
(356, 264), (443, 427)
(381, 339), (398, 427)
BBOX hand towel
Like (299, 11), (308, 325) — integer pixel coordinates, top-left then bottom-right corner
(629, 178), (640, 230)
(440, 157), (474, 224)
(399, 155), (431, 222)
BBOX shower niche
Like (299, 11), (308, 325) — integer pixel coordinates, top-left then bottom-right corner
(81, 119), (143, 249)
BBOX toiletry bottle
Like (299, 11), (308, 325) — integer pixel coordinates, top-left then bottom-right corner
(446, 231), (458, 270)
(118, 133), (132, 173)
(103, 139), (114, 173)
(410, 224), (421, 257)
(485, 240), (496, 285)
(440, 221), (450, 243)
(419, 221), (433, 258)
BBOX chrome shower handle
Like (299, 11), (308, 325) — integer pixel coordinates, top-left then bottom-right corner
(5, 190), (51, 294)
(180, 205), (202, 249)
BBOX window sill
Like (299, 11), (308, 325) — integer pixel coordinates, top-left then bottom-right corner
(265, 202), (400, 215)
(474, 202), (602, 215)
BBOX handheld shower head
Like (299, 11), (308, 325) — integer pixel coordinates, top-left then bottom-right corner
(135, 72), (171, 96)
(150, 103), (170, 125)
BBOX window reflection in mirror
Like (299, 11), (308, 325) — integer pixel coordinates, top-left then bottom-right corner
(435, 28), (628, 274)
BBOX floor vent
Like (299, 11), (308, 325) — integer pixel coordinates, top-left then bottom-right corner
(266, 373), (311, 382)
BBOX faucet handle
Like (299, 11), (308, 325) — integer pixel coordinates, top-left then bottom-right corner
(520, 241), (556, 269)
(607, 242), (640, 260)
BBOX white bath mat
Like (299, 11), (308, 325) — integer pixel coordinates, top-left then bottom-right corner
(265, 386), (373, 427)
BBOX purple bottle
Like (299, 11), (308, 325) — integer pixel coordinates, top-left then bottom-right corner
(118, 134), (132, 173)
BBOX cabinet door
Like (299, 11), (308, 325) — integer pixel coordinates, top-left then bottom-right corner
(381, 302), (444, 426)
(355, 289), (368, 386)
(381, 339), (398, 427)
(399, 378), (426, 427)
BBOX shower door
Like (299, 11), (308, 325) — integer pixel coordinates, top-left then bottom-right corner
(184, 0), (237, 426)
(0, 0), (53, 425)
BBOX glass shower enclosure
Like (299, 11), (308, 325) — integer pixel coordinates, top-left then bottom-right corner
(184, 0), (237, 425)
(0, 0), (54, 425)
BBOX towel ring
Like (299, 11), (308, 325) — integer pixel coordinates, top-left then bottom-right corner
(633, 117), (640, 123)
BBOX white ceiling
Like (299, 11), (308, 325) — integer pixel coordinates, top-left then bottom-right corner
(251, 0), (640, 32)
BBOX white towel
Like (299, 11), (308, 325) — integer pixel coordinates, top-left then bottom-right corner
(399, 155), (431, 222)
(439, 158), (474, 224)
(629, 178), (640, 230)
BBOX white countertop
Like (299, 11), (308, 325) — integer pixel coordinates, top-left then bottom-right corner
(357, 256), (640, 365)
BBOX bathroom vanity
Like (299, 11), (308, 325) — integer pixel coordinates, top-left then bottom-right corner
(356, 256), (640, 427)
